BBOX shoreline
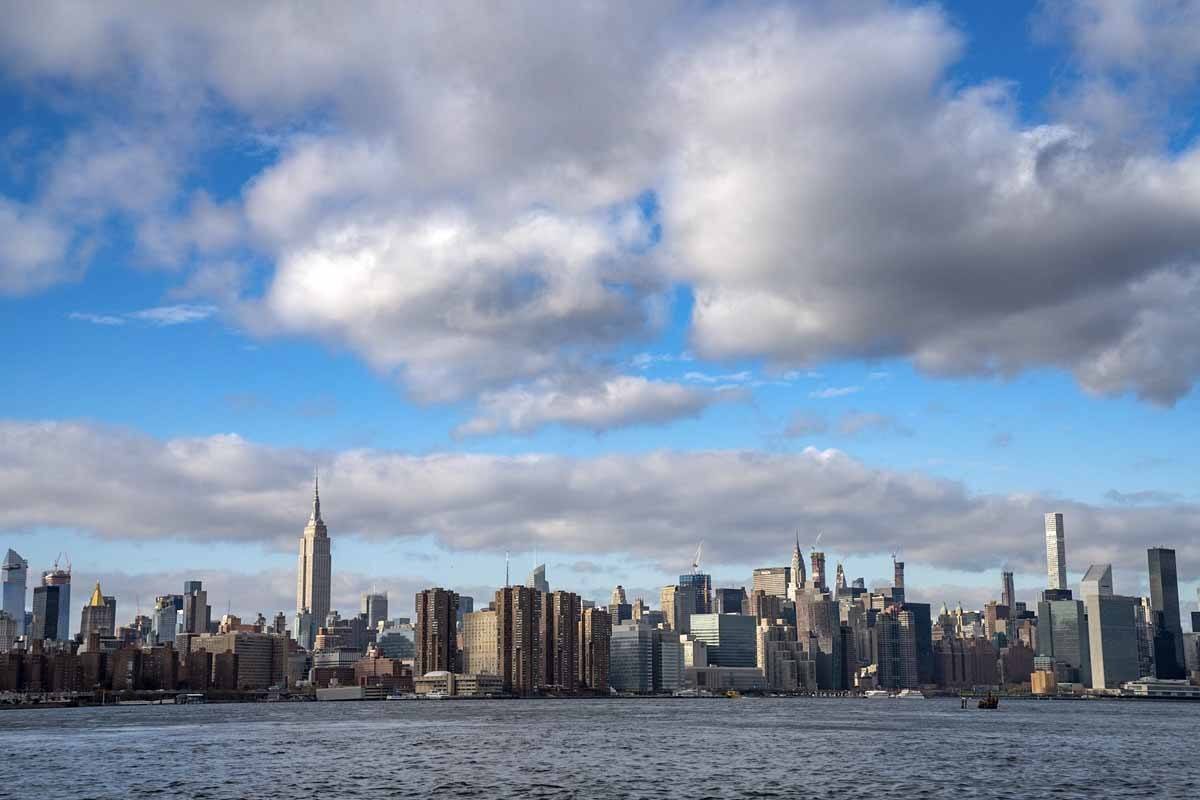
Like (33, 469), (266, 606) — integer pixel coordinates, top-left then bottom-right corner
(5, 690), (1200, 711)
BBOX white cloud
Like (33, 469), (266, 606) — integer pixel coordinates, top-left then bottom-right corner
(69, 304), (218, 326)
(126, 304), (218, 326)
(0, 197), (72, 295)
(457, 375), (725, 437)
(2, 419), (1198, 576)
(810, 386), (862, 399)
(250, 209), (662, 402)
(3, 2), (1200, 405)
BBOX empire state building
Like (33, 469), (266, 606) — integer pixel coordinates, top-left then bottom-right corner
(296, 473), (332, 638)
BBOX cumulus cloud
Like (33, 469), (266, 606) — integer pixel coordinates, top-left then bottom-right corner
(0, 197), (73, 295)
(2, 419), (1198, 576)
(660, 5), (1200, 405)
(251, 209), (663, 402)
(3, 1), (1200, 407)
(456, 375), (727, 437)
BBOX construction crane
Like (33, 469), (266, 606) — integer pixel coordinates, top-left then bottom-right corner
(811, 531), (823, 552)
(691, 542), (704, 574)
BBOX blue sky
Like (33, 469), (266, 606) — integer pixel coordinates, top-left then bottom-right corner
(1, 1), (1199, 627)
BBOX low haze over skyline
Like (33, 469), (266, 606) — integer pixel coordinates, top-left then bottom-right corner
(1, 1), (1198, 624)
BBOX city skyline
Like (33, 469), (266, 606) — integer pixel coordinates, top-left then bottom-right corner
(2, 489), (1195, 637)
(2, 3), (1200, 639)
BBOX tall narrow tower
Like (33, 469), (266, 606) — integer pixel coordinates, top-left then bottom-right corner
(1001, 571), (1015, 610)
(1044, 513), (1067, 591)
(789, 536), (806, 601)
(297, 472), (332, 635)
(1, 549), (28, 635)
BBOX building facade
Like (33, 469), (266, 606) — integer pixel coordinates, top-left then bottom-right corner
(1045, 512), (1067, 591)
(296, 475), (332, 644)
(462, 609), (499, 675)
(496, 585), (541, 695)
(414, 587), (459, 677)
(689, 613), (757, 668)
(1086, 594), (1140, 689)
(1, 549), (28, 636)
(579, 606), (611, 693)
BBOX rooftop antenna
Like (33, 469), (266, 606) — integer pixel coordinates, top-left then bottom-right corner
(505, 551), (510, 588)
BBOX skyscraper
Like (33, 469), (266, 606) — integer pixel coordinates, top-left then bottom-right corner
(2, 549), (28, 635)
(152, 595), (183, 644)
(689, 613), (757, 668)
(296, 473), (332, 642)
(546, 591), (581, 691)
(496, 585), (542, 695)
(751, 567), (791, 598)
(526, 564), (549, 594)
(1001, 571), (1015, 611)
(1086, 593), (1140, 689)
(79, 581), (116, 640)
(31, 583), (64, 641)
(714, 587), (747, 615)
(182, 580), (210, 634)
(788, 537), (806, 601)
(1045, 512), (1067, 591)
(1147, 547), (1185, 678)
(810, 551), (827, 593)
(33, 564), (71, 642)
(678, 572), (712, 615)
(462, 608), (499, 675)
(660, 585), (680, 630)
(362, 591), (389, 631)
(579, 606), (611, 693)
(1037, 598), (1091, 685)
(1080, 564), (1113, 599)
(414, 587), (459, 676)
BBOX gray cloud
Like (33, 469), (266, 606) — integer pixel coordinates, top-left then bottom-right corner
(836, 412), (913, 437)
(457, 375), (728, 437)
(2, 420), (1198, 577)
(2, 2), (1200, 407)
(784, 413), (828, 437)
(1104, 488), (1185, 506)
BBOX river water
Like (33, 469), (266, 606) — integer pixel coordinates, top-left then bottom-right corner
(0, 697), (1195, 799)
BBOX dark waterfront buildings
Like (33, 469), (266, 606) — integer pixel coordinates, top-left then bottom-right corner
(1147, 547), (1185, 678)
(414, 588), (459, 677)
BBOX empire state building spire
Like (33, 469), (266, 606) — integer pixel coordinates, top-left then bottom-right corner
(297, 468), (332, 643)
(311, 468), (322, 523)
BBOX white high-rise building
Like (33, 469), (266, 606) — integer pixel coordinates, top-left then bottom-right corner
(1081, 564), (1113, 599)
(1045, 512), (1067, 591)
(1, 549), (28, 636)
(296, 473), (332, 644)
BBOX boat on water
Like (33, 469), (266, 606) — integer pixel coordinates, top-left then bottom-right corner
(978, 692), (1000, 709)
(421, 691), (448, 700)
(894, 689), (926, 699)
(864, 690), (891, 699)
